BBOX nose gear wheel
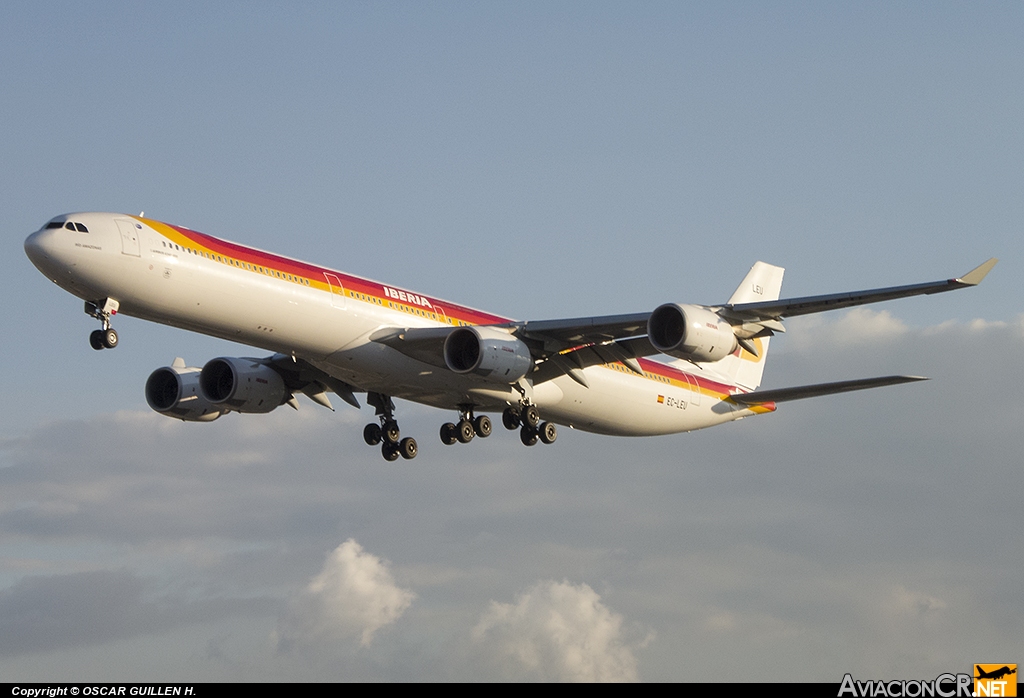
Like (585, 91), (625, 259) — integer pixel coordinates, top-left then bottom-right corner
(85, 299), (120, 350)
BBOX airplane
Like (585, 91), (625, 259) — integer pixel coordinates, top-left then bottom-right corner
(24, 212), (997, 461)
(975, 666), (1017, 681)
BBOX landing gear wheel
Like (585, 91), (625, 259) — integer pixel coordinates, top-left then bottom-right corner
(102, 328), (119, 349)
(89, 330), (105, 351)
(473, 415), (492, 438)
(457, 419), (475, 443)
(502, 407), (521, 430)
(382, 420), (401, 445)
(399, 437), (418, 460)
(521, 404), (541, 429)
(363, 423), (383, 446)
(440, 423), (457, 445)
(520, 426), (539, 446)
(381, 442), (400, 461)
(539, 421), (557, 444)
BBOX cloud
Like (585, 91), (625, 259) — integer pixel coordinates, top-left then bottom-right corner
(779, 308), (912, 357)
(276, 539), (415, 650)
(0, 312), (1021, 680)
(0, 570), (160, 656)
(887, 585), (947, 617)
(0, 569), (269, 657)
(473, 580), (642, 682)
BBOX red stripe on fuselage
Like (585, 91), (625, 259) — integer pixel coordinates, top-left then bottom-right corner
(150, 218), (748, 400)
(161, 222), (508, 326)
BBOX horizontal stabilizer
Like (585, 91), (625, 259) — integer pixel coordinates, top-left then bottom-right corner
(730, 375), (928, 405)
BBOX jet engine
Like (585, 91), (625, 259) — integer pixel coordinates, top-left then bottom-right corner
(145, 364), (225, 422)
(444, 326), (533, 383)
(199, 357), (289, 413)
(647, 303), (738, 363)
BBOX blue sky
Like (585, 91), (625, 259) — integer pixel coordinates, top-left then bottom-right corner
(2, 2), (1022, 681)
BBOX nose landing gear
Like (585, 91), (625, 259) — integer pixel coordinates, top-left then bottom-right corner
(85, 299), (120, 350)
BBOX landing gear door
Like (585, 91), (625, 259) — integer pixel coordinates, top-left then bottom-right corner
(115, 219), (141, 257)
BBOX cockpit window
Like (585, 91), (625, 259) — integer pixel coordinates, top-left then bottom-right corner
(57, 221), (89, 232)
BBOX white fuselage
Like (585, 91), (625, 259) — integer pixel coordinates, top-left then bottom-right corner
(24, 212), (770, 435)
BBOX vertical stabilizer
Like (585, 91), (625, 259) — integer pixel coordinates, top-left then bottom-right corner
(716, 261), (785, 390)
(727, 261), (785, 305)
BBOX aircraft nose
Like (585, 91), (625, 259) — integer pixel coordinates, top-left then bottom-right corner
(24, 227), (58, 273)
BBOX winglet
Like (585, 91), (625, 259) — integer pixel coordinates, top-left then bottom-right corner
(957, 258), (998, 286)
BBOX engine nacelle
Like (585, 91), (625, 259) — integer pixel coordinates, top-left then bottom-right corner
(199, 357), (288, 413)
(145, 365), (224, 422)
(647, 303), (738, 363)
(444, 326), (533, 383)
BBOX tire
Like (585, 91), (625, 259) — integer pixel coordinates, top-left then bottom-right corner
(363, 423), (382, 446)
(440, 422), (457, 445)
(539, 421), (557, 445)
(520, 426), (539, 447)
(381, 443), (400, 461)
(89, 330), (105, 351)
(382, 420), (401, 445)
(399, 437), (418, 460)
(502, 407), (520, 430)
(473, 415), (492, 438)
(521, 404), (540, 429)
(457, 419), (475, 443)
(102, 328), (118, 349)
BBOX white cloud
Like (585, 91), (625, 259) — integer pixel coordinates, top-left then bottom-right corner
(473, 580), (642, 682)
(886, 585), (947, 617)
(784, 308), (910, 351)
(276, 539), (415, 650)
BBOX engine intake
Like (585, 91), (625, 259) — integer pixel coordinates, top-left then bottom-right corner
(145, 365), (224, 422)
(647, 303), (738, 363)
(444, 326), (532, 383)
(199, 357), (288, 413)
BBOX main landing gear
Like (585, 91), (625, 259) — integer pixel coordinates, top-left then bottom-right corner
(86, 298), (120, 350)
(362, 392), (417, 461)
(362, 396), (557, 459)
(439, 406), (492, 446)
(501, 403), (557, 447)
(439, 403), (556, 448)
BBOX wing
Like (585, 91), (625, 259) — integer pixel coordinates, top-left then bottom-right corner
(504, 258), (996, 354)
(371, 259), (996, 387)
(720, 258), (997, 322)
(263, 354), (362, 409)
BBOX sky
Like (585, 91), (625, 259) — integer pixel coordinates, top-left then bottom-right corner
(1, 1), (1022, 682)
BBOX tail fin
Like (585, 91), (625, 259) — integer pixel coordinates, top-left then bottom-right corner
(715, 261), (785, 390)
